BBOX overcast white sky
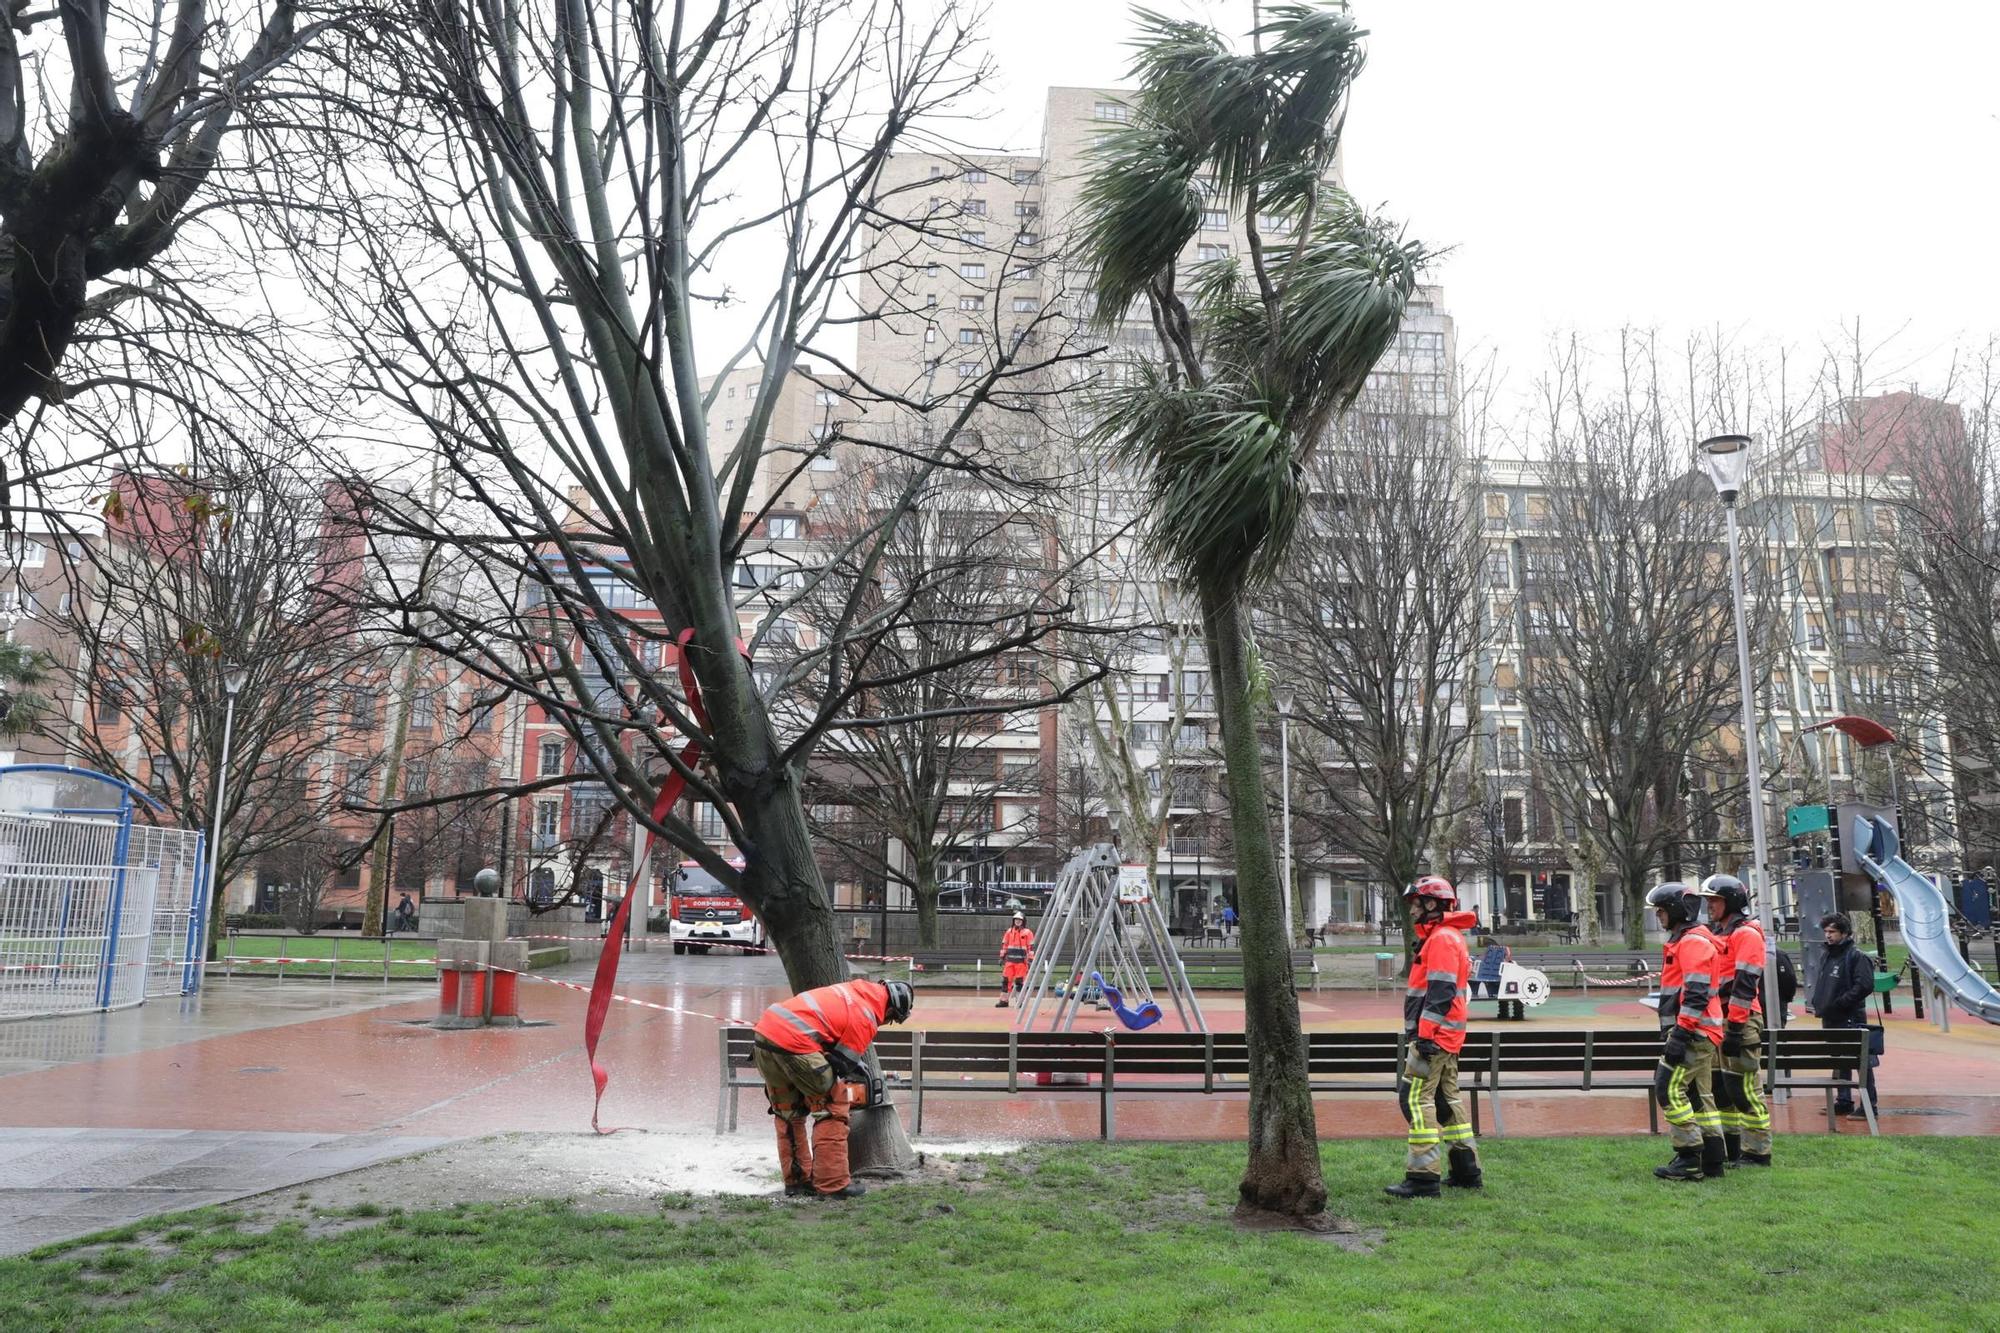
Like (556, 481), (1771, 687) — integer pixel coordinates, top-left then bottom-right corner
(968, 0), (2000, 395)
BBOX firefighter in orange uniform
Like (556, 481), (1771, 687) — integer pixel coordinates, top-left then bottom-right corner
(1699, 873), (1773, 1167)
(1648, 882), (1727, 1180)
(997, 911), (1035, 1008)
(752, 978), (914, 1199)
(1386, 875), (1482, 1198)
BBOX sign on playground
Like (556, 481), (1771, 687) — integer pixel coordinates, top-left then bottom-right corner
(1116, 864), (1152, 904)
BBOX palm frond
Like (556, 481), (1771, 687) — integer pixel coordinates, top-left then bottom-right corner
(1076, 120), (1203, 326)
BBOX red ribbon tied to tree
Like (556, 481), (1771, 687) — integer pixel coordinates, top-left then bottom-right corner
(583, 627), (742, 1132)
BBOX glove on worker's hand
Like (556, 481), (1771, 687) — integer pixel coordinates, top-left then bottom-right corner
(1721, 1025), (1745, 1058)
(1662, 1027), (1690, 1067)
(1414, 1038), (1442, 1060)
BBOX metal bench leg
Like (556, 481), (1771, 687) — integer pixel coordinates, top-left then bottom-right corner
(716, 1030), (732, 1134)
(1825, 1087), (1836, 1133)
(1488, 1088), (1503, 1139)
(1861, 1088), (1878, 1137)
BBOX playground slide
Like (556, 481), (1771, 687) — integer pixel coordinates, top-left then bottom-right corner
(1852, 815), (2000, 1025)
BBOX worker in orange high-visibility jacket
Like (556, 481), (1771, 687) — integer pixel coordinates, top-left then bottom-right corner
(996, 912), (1035, 1008)
(1386, 875), (1482, 1199)
(1699, 873), (1773, 1167)
(751, 978), (914, 1199)
(1649, 882), (1727, 1181)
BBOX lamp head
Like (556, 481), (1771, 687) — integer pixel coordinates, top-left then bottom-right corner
(1699, 434), (1754, 505)
(222, 664), (247, 697)
(1274, 685), (1295, 718)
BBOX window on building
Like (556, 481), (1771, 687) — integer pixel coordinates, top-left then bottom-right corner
(4, 535), (45, 568)
(1502, 796), (1525, 842)
(1011, 167), (1039, 185)
(693, 802), (726, 840)
(538, 737), (565, 776)
(811, 454), (838, 472)
(963, 168), (987, 182)
(1497, 726), (1523, 770)
(1013, 200), (1039, 218)
(962, 198), (986, 216)
(957, 362), (980, 378)
(342, 760), (370, 801)
(403, 759), (429, 798)
(1524, 493), (1550, 528)
(1196, 243), (1228, 262)
(767, 515), (802, 539)
(961, 229), (986, 245)
(958, 327), (983, 344)
(958, 294), (985, 311)
(959, 262), (985, 279)
(409, 693), (435, 729)
(1811, 671), (1832, 711)
(1256, 212), (1294, 234)
(1486, 550), (1510, 588)
(1017, 232), (1039, 247)
(466, 698), (495, 733)
(1200, 209), (1228, 230)
(924, 326), (937, 343)
(1011, 296), (1037, 313)
(813, 389), (836, 405)
(1484, 493), (1509, 530)
(95, 690), (123, 726)
(1009, 264), (1037, 281)
(1092, 101), (1130, 122)
(533, 801), (560, 844)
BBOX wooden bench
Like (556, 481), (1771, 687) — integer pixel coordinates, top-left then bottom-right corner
(1499, 951), (1657, 991)
(719, 1025), (1875, 1139)
(905, 948), (1319, 991)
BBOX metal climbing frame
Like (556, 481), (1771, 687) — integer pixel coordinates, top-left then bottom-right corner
(1016, 845), (1207, 1033)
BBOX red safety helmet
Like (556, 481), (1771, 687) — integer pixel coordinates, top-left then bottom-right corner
(1403, 875), (1457, 907)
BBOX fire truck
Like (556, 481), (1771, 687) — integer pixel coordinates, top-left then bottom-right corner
(667, 859), (764, 955)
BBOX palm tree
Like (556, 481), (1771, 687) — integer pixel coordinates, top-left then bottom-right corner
(1077, 2), (1426, 1222)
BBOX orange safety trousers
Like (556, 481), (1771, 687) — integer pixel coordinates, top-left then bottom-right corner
(752, 1041), (867, 1193)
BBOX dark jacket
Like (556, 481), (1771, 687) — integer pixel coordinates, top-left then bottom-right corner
(1811, 938), (1873, 1026)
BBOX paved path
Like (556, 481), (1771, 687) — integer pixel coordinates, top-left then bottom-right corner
(0, 1128), (449, 1255)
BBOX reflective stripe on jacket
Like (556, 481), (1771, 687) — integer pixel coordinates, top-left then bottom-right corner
(1659, 924), (1725, 1043)
(1711, 916), (1766, 1024)
(1403, 910), (1475, 1054)
(1000, 927), (1035, 965)
(753, 980), (889, 1065)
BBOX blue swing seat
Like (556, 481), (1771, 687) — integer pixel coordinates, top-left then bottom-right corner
(1092, 971), (1164, 1030)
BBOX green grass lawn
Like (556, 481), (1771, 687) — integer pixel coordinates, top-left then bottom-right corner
(7, 1137), (1996, 1331)
(220, 936), (437, 979)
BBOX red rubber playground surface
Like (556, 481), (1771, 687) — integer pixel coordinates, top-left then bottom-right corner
(3, 953), (1998, 1143)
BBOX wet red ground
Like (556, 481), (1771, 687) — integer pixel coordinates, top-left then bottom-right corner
(4, 964), (1996, 1142)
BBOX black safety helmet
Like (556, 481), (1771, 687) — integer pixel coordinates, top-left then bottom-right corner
(882, 979), (915, 1025)
(1645, 881), (1700, 928)
(1697, 873), (1750, 920)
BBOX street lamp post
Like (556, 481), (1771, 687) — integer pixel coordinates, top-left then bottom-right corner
(205, 664), (248, 937)
(1275, 685), (1296, 947)
(1699, 436), (1784, 1057)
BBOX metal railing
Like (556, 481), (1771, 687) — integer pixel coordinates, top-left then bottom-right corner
(219, 931), (438, 985)
(0, 858), (159, 1019)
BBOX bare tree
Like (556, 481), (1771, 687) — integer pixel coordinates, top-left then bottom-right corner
(1516, 335), (1781, 946)
(0, 0), (333, 523)
(799, 464), (1071, 947)
(1267, 385), (1486, 959)
(286, 0), (1095, 1170)
(37, 450), (390, 952)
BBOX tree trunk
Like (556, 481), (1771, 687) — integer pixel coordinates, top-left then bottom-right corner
(731, 746), (917, 1176)
(1200, 575), (1326, 1221)
(1622, 872), (1647, 949)
(913, 855), (941, 949)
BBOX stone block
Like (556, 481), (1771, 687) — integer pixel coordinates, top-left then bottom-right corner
(489, 940), (531, 974)
(460, 897), (509, 945)
(436, 939), (490, 969)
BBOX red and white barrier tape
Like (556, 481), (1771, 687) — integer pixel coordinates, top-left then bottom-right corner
(493, 964), (752, 1027)
(1578, 970), (1660, 987)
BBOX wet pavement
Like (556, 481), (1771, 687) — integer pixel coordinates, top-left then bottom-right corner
(2, 945), (1997, 1251)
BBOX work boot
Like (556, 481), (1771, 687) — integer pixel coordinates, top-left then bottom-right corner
(1700, 1137), (1728, 1179)
(815, 1180), (867, 1200)
(1653, 1149), (1706, 1181)
(1383, 1174), (1441, 1199)
(995, 997), (1009, 1008)
(1724, 1132), (1742, 1166)
(783, 1179), (815, 1198)
(1738, 1152), (1773, 1168)
(1445, 1147), (1483, 1189)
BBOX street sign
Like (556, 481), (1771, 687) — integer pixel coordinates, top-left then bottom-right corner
(1785, 804), (1831, 838)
